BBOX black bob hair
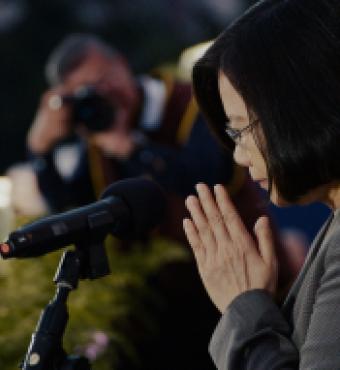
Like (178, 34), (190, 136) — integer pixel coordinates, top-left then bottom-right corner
(193, 0), (340, 203)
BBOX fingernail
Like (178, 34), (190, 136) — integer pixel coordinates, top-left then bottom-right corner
(255, 216), (266, 230)
(214, 184), (222, 192)
(196, 183), (203, 192)
(185, 195), (195, 206)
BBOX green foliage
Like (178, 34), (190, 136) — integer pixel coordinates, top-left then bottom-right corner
(0, 236), (189, 370)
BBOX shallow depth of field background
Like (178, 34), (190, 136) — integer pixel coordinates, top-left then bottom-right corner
(0, 1), (256, 369)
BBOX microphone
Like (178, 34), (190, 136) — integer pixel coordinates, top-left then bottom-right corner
(0, 178), (166, 259)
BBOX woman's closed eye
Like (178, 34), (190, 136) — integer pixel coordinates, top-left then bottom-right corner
(225, 119), (259, 143)
(225, 122), (243, 142)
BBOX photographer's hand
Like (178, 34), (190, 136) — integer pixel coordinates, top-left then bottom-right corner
(91, 128), (136, 159)
(80, 94), (139, 159)
(183, 183), (278, 313)
(27, 88), (72, 154)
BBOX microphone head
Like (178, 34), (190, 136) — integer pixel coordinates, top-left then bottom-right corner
(100, 177), (167, 238)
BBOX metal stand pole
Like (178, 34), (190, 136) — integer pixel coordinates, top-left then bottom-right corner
(21, 232), (110, 369)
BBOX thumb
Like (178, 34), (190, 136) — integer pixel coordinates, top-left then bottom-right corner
(254, 216), (275, 265)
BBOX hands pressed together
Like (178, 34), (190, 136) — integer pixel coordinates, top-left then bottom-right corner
(183, 183), (278, 313)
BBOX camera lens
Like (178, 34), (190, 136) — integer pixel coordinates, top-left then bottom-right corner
(71, 86), (114, 132)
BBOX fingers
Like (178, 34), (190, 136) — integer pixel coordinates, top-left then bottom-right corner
(186, 183), (256, 253)
(213, 184), (250, 245)
(185, 195), (217, 252)
(183, 218), (205, 261)
(184, 184), (278, 302)
(196, 184), (230, 243)
(187, 183), (247, 249)
(254, 216), (275, 265)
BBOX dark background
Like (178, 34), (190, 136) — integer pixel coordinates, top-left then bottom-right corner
(0, 0), (254, 173)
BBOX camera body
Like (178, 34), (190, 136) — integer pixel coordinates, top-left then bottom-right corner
(64, 86), (115, 132)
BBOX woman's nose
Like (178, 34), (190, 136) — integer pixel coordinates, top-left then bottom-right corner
(233, 144), (251, 168)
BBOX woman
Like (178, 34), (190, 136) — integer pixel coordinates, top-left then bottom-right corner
(183, 0), (340, 369)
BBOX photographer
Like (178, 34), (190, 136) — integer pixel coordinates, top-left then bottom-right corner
(27, 34), (265, 243)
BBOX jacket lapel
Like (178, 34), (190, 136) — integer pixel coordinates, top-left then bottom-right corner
(282, 212), (334, 314)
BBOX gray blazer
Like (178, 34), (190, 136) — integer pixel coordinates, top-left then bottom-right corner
(209, 209), (340, 370)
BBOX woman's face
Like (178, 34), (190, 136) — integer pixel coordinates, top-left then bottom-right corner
(218, 71), (285, 206)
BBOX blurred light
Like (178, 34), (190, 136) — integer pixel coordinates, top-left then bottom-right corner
(0, 176), (13, 242)
(6, 163), (48, 216)
(0, 177), (12, 208)
(177, 41), (212, 81)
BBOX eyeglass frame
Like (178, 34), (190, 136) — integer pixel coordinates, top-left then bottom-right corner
(225, 118), (259, 143)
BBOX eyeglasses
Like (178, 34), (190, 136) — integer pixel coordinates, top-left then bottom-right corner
(225, 119), (259, 143)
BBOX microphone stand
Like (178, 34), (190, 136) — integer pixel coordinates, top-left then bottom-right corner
(21, 233), (111, 370)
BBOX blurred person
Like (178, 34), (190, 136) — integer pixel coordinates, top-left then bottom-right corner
(184, 0), (340, 368)
(27, 33), (268, 243)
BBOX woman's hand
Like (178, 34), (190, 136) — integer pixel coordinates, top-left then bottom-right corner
(183, 183), (278, 313)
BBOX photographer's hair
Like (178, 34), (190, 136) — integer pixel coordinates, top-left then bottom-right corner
(193, 0), (340, 202)
(45, 33), (117, 86)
